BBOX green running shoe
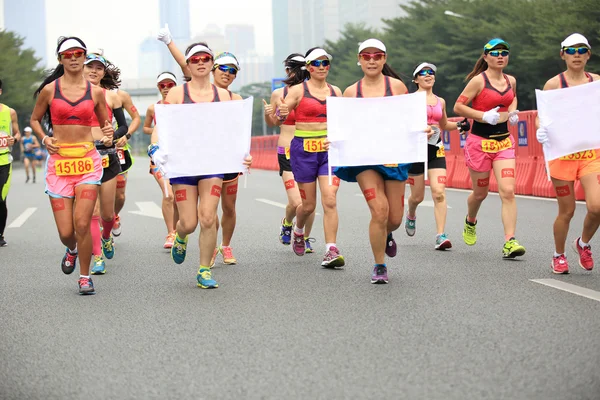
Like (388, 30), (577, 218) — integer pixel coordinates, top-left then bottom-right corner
(171, 233), (188, 264)
(463, 218), (477, 246)
(503, 238), (526, 259)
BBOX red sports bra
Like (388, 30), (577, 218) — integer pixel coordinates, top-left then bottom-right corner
(294, 81), (337, 123)
(471, 72), (514, 113)
(90, 89), (113, 127)
(282, 86), (296, 126)
(50, 79), (95, 126)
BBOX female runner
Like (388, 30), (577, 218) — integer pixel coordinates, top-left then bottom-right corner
(536, 33), (600, 274)
(21, 127), (40, 183)
(279, 47), (345, 268)
(144, 71), (178, 248)
(405, 62), (470, 250)
(453, 38), (526, 259)
(31, 36), (114, 294)
(265, 53), (317, 253)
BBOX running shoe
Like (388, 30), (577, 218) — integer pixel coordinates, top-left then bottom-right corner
(321, 246), (345, 268)
(112, 215), (122, 237)
(305, 237), (316, 254)
(280, 219), (292, 245)
(463, 219), (477, 246)
(371, 264), (388, 284)
(435, 233), (452, 250)
(292, 230), (305, 256)
(385, 233), (397, 257)
(552, 254), (569, 274)
(0, 235), (6, 247)
(91, 255), (106, 275)
(61, 248), (77, 275)
(26, 176), (30, 183)
(33, 176), (36, 183)
(78, 277), (96, 295)
(572, 237), (594, 271)
(502, 238), (526, 259)
(171, 234), (188, 264)
(164, 232), (176, 249)
(405, 215), (416, 237)
(101, 235), (115, 259)
(221, 246), (237, 265)
(197, 267), (218, 289)
(210, 247), (219, 267)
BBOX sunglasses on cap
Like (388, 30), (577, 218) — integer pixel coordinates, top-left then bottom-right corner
(158, 82), (176, 89)
(563, 47), (589, 55)
(416, 69), (435, 76)
(359, 52), (385, 61)
(60, 50), (85, 59)
(309, 59), (330, 67)
(86, 53), (107, 65)
(216, 65), (238, 75)
(487, 50), (510, 57)
(187, 54), (213, 64)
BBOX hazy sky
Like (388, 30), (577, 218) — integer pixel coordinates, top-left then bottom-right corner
(44, 0), (273, 77)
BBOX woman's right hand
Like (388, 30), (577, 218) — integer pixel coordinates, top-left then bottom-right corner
(44, 137), (59, 154)
(262, 99), (273, 116)
(157, 24), (172, 45)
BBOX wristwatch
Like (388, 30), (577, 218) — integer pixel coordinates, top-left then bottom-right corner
(125, 133), (132, 140)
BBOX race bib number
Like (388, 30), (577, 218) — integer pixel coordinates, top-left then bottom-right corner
(55, 157), (94, 176)
(285, 146), (290, 160)
(0, 134), (9, 151)
(481, 137), (511, 153)
(303, 138), (326, 153)
(101, 155), (109, 169)
(117, 149), (126, 164)
(436, 147), (445, 158)
(559, 150), (596, 161)
(383, 164), (398, 167)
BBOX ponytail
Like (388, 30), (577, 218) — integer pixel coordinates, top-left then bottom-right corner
(100, 64), (122, 90)
(465, 53), (488, 82)
(34, 65), (64, 99)
(283, 53), (308, 86)
(382, 63), (406, 82)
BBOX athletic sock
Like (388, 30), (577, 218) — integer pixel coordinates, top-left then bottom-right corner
(91, 216), (101, 256)
(101, 217), (114, 240)
(579, 238), (589, 248)
(554, 252), (564, 258)
(326, 243), (336, 251)
(294, 226), (304, 235)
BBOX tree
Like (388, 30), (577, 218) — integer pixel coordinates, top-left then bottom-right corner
(239, 81), (273, 136)
(0, 30), (46, 129)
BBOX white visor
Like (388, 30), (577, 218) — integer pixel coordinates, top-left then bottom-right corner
(156, 73), (176, 84)
(358, 38), (386, 53)
(185, 44), (214, 60)
(561, 33), (591, 49)
(305, 48), (332, 63)
(413, 62), (437, 77)
(214, 55), (240, 70)
(24, 127), (32, 132)
(57, 38), (87, 55)
(288, 56), (306, 63)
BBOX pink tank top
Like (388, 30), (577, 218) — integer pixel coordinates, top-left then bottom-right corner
(427, 96), (443, 125)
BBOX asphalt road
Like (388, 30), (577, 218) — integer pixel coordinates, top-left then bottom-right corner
(1, 162), (599, 400)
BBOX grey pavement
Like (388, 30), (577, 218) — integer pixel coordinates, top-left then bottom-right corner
(1, 163), (599, 400)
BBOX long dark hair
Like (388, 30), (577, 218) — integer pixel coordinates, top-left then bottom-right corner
(382, 63), (404, 82)
(465, 53), (488, 82)
(34, 36), (86, 98)
(100, 64), (121, 90)
(283, 53), (308, 86)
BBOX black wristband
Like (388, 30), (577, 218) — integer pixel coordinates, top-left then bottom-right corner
(126, 133), (132, 140)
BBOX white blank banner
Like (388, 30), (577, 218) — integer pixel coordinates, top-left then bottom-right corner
(155, 97), (253, 178)
(327, 92), (428, 166)
(536, 80), (600, 161)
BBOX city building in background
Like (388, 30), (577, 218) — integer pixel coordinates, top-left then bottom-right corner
(159, 0), (190, 73)
(272, 0), (408, 75)
(3, 0), (48, 66)
(225, 24), (256, 59)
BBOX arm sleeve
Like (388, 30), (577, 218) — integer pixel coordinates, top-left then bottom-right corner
(113, 107), (129, 138)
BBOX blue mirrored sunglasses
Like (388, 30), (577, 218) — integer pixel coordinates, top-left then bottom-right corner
(217, 65), (238, 75)
(563, 47), (589, 55)
(487, 50), (510, 57)
(417, 69), (435, 76)
(309, 59), (330, 67)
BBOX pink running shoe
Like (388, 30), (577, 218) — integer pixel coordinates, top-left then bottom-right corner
(572, 238), (594, 271)
(552, 254), (569, 274)
(292, 231), (305, 256)
(321, 246), (345, 268)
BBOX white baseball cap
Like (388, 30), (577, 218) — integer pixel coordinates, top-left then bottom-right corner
(305, 48), (332, 63)
(561, 33), (591, 49)
(358, 38), (386, 53)
(413, 62), (437, 77)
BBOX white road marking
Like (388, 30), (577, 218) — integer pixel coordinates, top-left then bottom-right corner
(353, 194), (451, 208)
(129, 201), (163, 219)
(530, 279), (600, 302)
(8, 207), (37, 228)
(255, 198), (321, 216)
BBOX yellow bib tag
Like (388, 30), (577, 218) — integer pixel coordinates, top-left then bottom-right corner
(383, 164), (398, 167)
(285, 146), (291, 160)
(559, 150), (596, 161)
(55, 157), (94, 176)
(101, 155), (109, 169)
(436, 147), (445, 158)
(481, 137), (512, 153)
(303, 138), (326, 153)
